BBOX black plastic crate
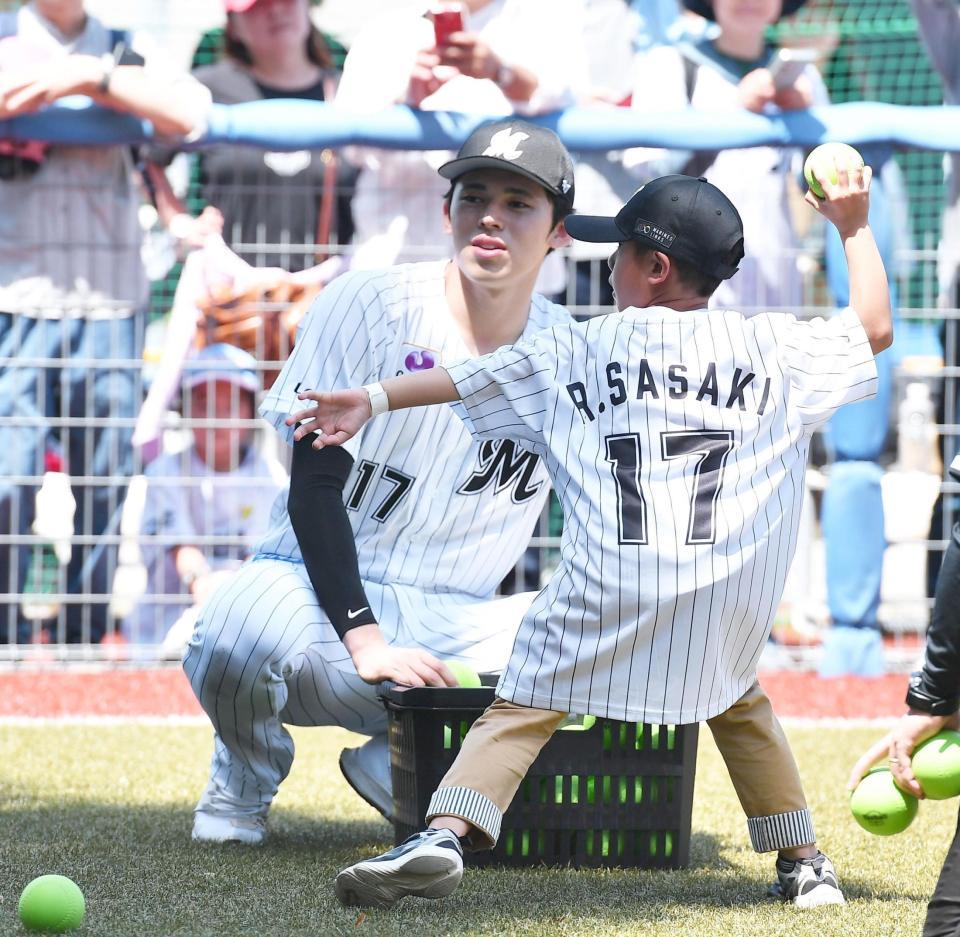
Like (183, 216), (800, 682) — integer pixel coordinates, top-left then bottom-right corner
(380, 678), (698, 869)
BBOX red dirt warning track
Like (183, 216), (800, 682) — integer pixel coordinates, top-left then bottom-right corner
(0, 668), (910, 719)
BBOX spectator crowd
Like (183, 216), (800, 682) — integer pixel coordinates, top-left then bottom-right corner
(0, 0), (956, 687)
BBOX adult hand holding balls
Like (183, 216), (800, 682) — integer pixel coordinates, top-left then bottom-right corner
(19, 875), (85, 933)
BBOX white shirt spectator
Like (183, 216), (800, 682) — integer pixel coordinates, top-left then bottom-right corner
(335, 0), (588, 277)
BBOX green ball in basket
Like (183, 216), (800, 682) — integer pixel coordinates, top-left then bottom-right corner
(850, 766), (918, 836)
(803, 142), (864, 199)
(19, 875), (85, 933)
(446, 661), (482, 687)
(911, 729), (960, 800)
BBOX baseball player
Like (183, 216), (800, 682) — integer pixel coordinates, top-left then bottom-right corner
(294, 168), (891, 909)
(181, 119), (577, 845)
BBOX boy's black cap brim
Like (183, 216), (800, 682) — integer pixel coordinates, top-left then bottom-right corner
(564, 213), (624, 243)
(439, 155), (573, 206)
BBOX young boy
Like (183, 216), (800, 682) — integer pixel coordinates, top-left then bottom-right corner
(293, 166), (890, 909)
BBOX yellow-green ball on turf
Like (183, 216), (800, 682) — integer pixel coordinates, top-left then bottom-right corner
(446, 661), (482, 688)
(912, 729), (960, 800)
(803, 142), (864, 198)
(19, 875), (85, 933)
(850, 766), (919, 835)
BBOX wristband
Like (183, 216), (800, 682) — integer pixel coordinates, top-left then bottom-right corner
(363, 381), (390, 418)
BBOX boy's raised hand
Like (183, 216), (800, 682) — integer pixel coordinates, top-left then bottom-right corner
(287, 388), (371, 449)
(804, 163), (873, 237)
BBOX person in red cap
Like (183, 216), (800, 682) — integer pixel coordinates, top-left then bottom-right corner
(147, 0), (355, 272)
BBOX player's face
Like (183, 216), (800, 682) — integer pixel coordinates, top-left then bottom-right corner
(608, 241), (653, 310)
(444, 169), (569, 284)
(189, 380), (256, 473)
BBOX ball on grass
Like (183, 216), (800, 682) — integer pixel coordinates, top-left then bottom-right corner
(850, 766), (918, 835)
(19, 875), (85, 933)
(912, 729), (960, 800)
(803, 143), (865, 198)
(446, 661), (482, 688)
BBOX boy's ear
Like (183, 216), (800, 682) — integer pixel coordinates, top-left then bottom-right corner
(650, 250), (671, 284)
(548, 219), (572, 251)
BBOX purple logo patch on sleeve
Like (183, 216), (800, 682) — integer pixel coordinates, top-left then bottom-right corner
(404, 350), (437, 372)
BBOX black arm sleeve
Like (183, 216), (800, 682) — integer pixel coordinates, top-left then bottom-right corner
(287, 437), (378, 639)
(906, 522), (960, 715)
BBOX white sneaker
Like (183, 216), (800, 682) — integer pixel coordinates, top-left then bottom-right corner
(774, 852), (845, 908)
(339, 734), (394, 821)
(192, 810), (267, 846)
(335, 828), (464, 909)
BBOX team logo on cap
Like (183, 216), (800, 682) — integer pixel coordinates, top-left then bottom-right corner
(482, 127), (528, 161)
(634, 218), (676, 248)
(560, 178), (572, 194)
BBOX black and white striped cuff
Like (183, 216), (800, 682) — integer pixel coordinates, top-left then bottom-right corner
(426, 786), (502, 850)
(748, 809), (815, 852)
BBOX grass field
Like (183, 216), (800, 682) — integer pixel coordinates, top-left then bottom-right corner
(0, 721), (952, 937)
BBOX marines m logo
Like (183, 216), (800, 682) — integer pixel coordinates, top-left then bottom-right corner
(458, 440), (543, 504)
(482, 127), (529, 161)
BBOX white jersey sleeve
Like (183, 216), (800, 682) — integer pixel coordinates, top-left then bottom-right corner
(773, 306), (878, 432)
(445, 324), (573, 451)
(258, 270), (393, 457)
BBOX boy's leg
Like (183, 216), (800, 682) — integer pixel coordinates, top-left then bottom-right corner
(335, 699), (566, 908)
(707, 682), (844, 908)
(427, 698), (568, 848)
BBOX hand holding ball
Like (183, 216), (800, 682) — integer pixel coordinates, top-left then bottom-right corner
(850, 767), (918, 835)
(19, 875), (85, 933)
(911, 729), (960, 800)
(804, 143), (865, 198)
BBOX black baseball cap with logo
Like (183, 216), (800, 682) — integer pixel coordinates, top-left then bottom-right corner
(438, 119), (575, 213)
(564, 175), (744, 280)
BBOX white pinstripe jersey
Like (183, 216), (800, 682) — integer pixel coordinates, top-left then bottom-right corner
(256, 261), (569, 598)
(447, 306), (878, 723)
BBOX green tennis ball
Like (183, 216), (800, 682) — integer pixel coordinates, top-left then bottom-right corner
(803, 142), (865, 198)
(559, 714), (597, 732)
(850, 766), (919, 835)
(446, 661), (481, 688)
(19, 875), (85, 933)
(911, 730), (960, 800)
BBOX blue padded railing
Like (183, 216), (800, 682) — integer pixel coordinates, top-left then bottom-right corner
(1, 100), (958, 152)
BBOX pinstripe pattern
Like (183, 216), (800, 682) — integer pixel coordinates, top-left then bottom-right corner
(184, 261), (569, 813)
(447, 306), (878, 723)
(256, 261), (568, 649)
(748, 809), (816, 852)
(427, 786), (503, 846)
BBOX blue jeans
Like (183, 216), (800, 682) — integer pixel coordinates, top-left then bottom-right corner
(0, 312), (142, 643)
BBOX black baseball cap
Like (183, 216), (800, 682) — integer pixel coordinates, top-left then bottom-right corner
(438, 119), (575, 213)
(564, 175), (744, 281)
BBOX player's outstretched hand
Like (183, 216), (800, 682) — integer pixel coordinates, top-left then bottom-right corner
(804, 163), (872, 238)
(847, 710), (957, 798)
(287, 388), (371, 449)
